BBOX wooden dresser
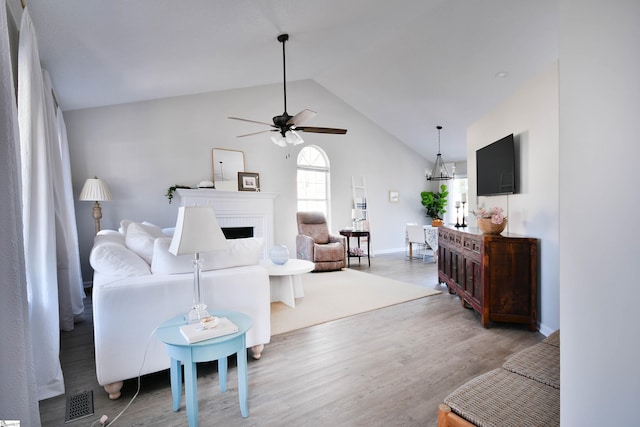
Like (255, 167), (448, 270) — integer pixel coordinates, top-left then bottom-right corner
(437, 226), (538, 330)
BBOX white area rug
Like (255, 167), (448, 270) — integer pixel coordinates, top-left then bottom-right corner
(270, 268), (441, 335)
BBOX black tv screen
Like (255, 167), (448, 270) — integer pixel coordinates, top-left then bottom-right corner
(476, 134), (516, 196)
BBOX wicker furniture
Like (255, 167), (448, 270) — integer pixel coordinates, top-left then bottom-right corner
(438, 330), (560, 427)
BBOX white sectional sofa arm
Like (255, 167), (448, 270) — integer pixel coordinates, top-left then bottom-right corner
(90, 222), (271, 399)
(93, 265), (270, 399)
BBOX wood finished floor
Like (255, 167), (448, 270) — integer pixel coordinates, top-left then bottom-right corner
(39, 252), (544, 426)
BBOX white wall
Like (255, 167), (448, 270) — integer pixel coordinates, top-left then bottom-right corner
(559, 1), (640, 425)
(467, 64), (560, 335)
(65, 80), (434, 282)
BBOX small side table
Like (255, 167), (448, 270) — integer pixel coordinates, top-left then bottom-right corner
(155, 311), (253, 427)
(260, 259), (314, 308)
(339, 230), (371, 267)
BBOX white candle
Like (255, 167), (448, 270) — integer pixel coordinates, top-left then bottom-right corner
(461, 193), (467, 202)
(455, 201), (461, 208)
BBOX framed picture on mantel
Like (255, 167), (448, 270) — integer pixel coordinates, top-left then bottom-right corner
(238, 172), (260, 191)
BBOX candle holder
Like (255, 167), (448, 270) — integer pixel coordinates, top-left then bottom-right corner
(455, 206), (461, 228)
(461, 201), (468, 227)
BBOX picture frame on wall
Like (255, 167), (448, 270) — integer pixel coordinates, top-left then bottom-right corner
(238, 172), (260, 191)
(212, 148), (245, 191)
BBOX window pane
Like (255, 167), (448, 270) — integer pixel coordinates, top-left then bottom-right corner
(297, 200), (327, 216)
(297, 169), (327, 200)
(297, 146), (330, 219)
(298, 146), (328, 168)
(448, 178), (469, 224)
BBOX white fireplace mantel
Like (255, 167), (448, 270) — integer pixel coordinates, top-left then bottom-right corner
(174, 189), (278, 258)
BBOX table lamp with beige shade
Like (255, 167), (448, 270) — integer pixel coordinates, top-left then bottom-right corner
(79, 176), (112, 234)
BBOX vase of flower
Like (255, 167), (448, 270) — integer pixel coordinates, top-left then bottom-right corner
(477, 217), (508, 235)
(473, 207), (507, 235)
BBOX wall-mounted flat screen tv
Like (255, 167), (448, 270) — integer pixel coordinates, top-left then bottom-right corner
(476, 134), (516, 196)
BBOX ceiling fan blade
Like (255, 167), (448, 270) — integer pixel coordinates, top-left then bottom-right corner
(229, 35), (347, 146)
(237, 129), (277, 138)
(296, 126), (348, 135)
(287, 109), (317, 126)
(228, 116), (274, 127)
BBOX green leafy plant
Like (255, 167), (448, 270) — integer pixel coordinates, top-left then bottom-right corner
(165, 185), (191, 204)
(420, 184), (449, 220)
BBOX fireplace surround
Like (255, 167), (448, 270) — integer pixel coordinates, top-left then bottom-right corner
(174, 189), (277, 259)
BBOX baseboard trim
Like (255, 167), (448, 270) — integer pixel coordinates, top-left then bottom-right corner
(372, 247), (406, 255)
(537, 322), (556, 337)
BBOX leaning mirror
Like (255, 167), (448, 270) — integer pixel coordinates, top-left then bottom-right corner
(212, 148), (245, 191)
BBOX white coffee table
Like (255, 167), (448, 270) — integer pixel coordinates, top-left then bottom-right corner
(259, 259), (314, 308)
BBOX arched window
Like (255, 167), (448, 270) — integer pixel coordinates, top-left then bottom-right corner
(297, 146), (330, 218)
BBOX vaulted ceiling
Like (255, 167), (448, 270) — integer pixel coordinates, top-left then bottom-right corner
(25, 0), (558, 162)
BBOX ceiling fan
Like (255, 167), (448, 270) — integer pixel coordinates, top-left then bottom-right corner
(228, 33), (347, 147)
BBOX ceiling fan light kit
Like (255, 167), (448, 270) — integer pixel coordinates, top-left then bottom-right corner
(228, 34), (347, 147)
(271, 130), (304, 147)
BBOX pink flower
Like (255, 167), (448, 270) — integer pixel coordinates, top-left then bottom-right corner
(491, 212), (505, 224)
(473, 206), (506, 225)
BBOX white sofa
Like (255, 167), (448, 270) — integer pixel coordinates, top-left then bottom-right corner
(90, 220), (271, 399)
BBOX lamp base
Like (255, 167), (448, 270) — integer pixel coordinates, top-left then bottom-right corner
(187, 303), (211, 323)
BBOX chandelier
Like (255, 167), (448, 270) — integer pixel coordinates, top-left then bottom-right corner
(426, 125), (454, 181)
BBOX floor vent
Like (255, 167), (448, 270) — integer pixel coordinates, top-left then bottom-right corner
(64, 390), (94, 423)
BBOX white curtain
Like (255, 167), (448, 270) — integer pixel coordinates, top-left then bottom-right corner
(0, 0), (41, 424)
(45, 70), (86, 331)
(18, 6), (64, 400)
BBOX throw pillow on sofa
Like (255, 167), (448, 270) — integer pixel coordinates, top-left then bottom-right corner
(125, 222), (166, 264)
(151, 237), (264, 274)
(95, 229), (126, 246)
(90, 240), (151, 276)
(150, 237), (192, 274)
(209, 237), (264, 270)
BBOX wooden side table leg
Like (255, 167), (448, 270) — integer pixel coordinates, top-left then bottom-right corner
(346, 237), (351, 267)
(218, 356), (228, 392)
(184, 361), (198, 427)
(170, 358), (182, 412)
(237, 338), (249, 417)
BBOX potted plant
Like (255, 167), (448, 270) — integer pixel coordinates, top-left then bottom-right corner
(420, 184), (449, 226)
(165, 185), (191, 204)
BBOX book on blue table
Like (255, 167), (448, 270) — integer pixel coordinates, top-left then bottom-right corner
(179, 317), (238, 344)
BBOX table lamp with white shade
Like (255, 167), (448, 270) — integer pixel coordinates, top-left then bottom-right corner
(169, 206), (229, 323)
(79, 176), (112, 234)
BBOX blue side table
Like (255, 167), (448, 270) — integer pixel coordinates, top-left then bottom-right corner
(155, 311), (253, 427)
